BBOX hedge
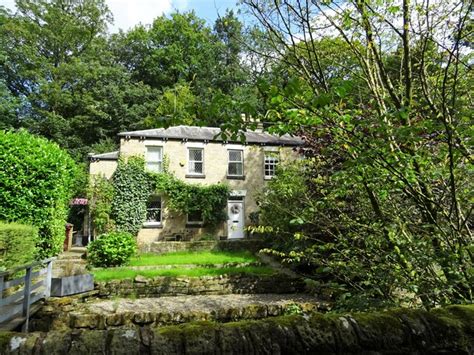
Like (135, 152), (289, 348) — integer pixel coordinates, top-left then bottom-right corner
(0, 222), (38, 271)
(0, 130), (78, 257)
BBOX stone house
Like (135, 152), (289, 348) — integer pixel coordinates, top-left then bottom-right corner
(89, 125), (302, 246)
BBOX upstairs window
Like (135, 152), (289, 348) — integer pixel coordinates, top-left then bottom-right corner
(144, 195), (162, 226)
(188, 148), (204, 175)
(264, 151), (279, 179)
(146, 146), (163, 173)
(228, 149), (243, 177)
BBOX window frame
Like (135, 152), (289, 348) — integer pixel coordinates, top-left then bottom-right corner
(227, 148), (244, 178)
(264, 151), (279, 180)
(186, 210), (204, 225)
(187, 147), (204, 176)
(145, 145), (163, 173)
(143, 194), (162, 227)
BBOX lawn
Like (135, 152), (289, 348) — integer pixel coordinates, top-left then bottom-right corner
(93, 266), (275, 282)
(92, 250), (271, 282)
(128, 251), (258, 266)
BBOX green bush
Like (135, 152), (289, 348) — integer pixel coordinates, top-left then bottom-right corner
(87, 231), (137, 267)
(0, 222), (38, 271)
(0, 130), (78, 257)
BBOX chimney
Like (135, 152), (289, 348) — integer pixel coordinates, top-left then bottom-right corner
(249, 115), (263, 133)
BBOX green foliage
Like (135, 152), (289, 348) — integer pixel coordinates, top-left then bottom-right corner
(87, 175), (115, 235)
(111, 157), (152, 235)
(87, 231), (137, 267)
(0, 222), (38, 271)
(0, 130), (78, 257)
(151, 172), (229, 227)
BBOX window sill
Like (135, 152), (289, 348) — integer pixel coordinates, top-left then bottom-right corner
(186, 223), (204, 228)
(185, 174), (206, 179)
(264, 176), (274, 180)
(142, 223), (163, 229)
(227, 175), (245, 180)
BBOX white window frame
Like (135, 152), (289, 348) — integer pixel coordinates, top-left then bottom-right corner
(145, 145), (163, 173)
(187, 147), (204, 176)
(144, 195), (162, 227)
(227, 149), (244, 177)
(264, 151), (279, 180)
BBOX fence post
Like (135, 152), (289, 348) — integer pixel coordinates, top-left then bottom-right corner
(22, 267), (32, 332)
(44, 260), (52, 298)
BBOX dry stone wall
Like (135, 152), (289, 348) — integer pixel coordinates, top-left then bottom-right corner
(2, 305), (473, 354)
(95, 274), (306, 298)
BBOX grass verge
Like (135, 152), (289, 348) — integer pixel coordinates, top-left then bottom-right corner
(129, 251), (258, 266)
(93, 266), (275, 282)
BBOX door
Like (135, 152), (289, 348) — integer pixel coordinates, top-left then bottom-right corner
(227, 201), (244, 239)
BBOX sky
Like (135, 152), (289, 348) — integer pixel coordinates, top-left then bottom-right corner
(1, 0), (239, 32)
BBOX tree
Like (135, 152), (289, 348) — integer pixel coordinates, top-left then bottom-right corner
(0, 0), (161, 160)
(243, 0), (473, 309)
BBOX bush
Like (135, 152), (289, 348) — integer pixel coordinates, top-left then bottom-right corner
(0, 222), (38, 271)
(0, 130), (78, 258)
(87, 231), (137, 267)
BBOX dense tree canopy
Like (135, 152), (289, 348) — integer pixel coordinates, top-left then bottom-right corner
(0, 1), (260, 160)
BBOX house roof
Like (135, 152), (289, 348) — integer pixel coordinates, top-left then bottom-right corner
(118, 125), (303, 146)
(88, 151), (119, 161)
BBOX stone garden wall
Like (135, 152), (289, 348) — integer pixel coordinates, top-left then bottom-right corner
(142, 240), (266, 254)
(95, 274), (305, 298)
(2, 305), (473, 354)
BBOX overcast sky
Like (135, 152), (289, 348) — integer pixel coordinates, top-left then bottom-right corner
(1, 0), (239, 32)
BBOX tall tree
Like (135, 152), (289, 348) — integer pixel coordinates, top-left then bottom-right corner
(243, 0), (473, 308)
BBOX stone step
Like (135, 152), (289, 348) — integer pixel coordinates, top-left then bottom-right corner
(30, 294), (328, 331)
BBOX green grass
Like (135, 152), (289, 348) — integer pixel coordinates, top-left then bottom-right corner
(128, 251), (258, 267)
(93, 266), (275, 282)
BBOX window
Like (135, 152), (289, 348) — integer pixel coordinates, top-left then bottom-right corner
(188, 148), (204, 175)
(187, 210), (203, 225)
(146, 146), (163, 172)
(228, 149), (243, 177)
(144, 195), (162, 226)
(264, 151), (279, 179)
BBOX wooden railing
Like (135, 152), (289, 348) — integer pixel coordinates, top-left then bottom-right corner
(0, 258), (54, 332)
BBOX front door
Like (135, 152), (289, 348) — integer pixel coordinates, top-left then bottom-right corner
(227, 201), (244, 239)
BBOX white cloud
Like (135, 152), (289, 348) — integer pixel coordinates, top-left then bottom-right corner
(0, 0), (190, 32)
(107, 0), (172, 32)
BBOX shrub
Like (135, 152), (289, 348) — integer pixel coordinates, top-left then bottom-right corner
(0, 222), (38, 271)
(0, 130), (78, 257)
(87, 231), (137, 267)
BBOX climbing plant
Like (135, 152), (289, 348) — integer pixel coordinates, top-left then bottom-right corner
(111, 157), (152, 235)
(87, 175), (115, 235)
(150, 172), (229, 227)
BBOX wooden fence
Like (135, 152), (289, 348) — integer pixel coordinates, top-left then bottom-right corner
(0, 258), (54, 332)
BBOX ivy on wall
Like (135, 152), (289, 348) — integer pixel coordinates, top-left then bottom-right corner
(111, 157), (152, 235)
(150, 173), (229, 227)
(95, 155), (229, 237)
(87, 175), (115, 235)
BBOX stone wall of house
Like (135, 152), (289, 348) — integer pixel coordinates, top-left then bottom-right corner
(3, 305), (473, 354)
(90, 138), (298, 245)
(89, 159), (117, 179)
(94, 274), (306, 298)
